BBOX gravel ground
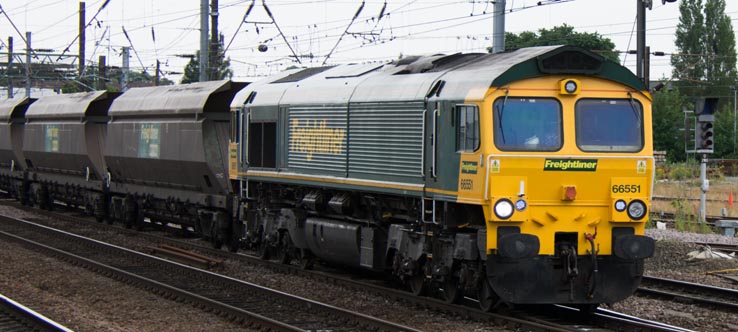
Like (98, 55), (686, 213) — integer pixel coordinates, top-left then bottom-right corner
(0, 204), (511, 332)
(610, 228), (738, 332)
(1, 202), (738, 331)
(0, 239), (254, 332)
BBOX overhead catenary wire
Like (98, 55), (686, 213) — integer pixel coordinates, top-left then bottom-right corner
(0, 4), (39, 59)
(4, 0), (728, 84)
(56, 0), (111, 61)
(322, 1), (365, 65)
(122, 26), (149, 74)
(225, 0), (255, 53)
(262, 0), (302, 64)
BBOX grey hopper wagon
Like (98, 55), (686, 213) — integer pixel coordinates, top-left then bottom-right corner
(0, 97), (35, 201)
(103, 80), (247, 230)
(22, 91), (119, 211)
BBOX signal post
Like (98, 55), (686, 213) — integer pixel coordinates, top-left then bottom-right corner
(694, 98), (718, 224)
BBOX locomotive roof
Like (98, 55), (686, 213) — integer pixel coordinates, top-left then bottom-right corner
(0, 96), (35, 122)
(25, 91), (118, 120)
(109, 80), (248, 117)
(231, 45), (646, 108)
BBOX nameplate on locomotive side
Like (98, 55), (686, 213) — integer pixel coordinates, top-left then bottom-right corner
(461, 161), (478, 174)
(290, 119), (346, 161)
(543, 159), (598, 172)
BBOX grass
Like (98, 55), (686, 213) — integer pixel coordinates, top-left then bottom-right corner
(652, 178), (737, 218)
(651, 162), (737, 233)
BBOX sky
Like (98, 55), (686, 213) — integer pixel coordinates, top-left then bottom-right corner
(2, 0), (738, 85)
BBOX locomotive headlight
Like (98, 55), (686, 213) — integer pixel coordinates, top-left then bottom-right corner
(494, 199), (514, 219)
(614, 199), (627, 212)
(559, 78), (580, 95)
(565, 80), (577, 93)
(627, 200), (647, 220)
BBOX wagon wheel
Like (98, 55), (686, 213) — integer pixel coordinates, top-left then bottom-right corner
(211, 230), (224, 250)
(224, 225), (240, 253)
(478, 277), (499, 312)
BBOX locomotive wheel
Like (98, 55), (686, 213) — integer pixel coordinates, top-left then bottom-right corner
(478, 278), (499, 312)
(257, 243), (269, 259)
(297, 249), (315, 270)
(256, 227), (270, 259)
(275, 232), (293, 265)
(574, 304), (599, 314)
(441, 278), (463, 304)
(409, 261), (428, 296)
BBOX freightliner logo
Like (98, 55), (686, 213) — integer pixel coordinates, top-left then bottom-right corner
(543, 159), (598, 171)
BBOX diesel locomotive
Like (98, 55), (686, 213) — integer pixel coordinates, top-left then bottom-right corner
(0, 45), (655, 310)
(229, 45), (655, 309)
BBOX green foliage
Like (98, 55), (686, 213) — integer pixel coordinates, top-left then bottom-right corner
(669, 0), (737, 160)
(181, 33), (233, 84)
(666, 162), (697, 180)
(703, 0), (738, 100)
(660, 161), (724, 181)
(672, 0), (737, 100)
(713, 105), (738, 158)
(60, 81), (88, 93)
(670, 198), (690, 231)
(672, 0), (707, 97)
(493, 24), (618, 62)
(652, 88), (688, 161)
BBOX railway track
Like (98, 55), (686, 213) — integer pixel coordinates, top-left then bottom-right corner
(0, 294), (72, 332)
(516, 305), (694, 332)
(0, 214), (421, 332)
(693, 242), (738, 255)
(0, 201), (697, 332)
(638, 276), (738, 312)
(649, 211), (738, 226)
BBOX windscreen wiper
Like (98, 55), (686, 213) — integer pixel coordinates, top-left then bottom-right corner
(627, 92), (642, 128)
(496, 90), (509, 143)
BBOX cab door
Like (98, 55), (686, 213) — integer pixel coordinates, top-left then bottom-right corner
(424, 100), (462, 196)
(454, 104), (485, 204)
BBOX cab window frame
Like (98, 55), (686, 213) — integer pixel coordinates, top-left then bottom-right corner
(575, 98), (644, 153)
(492, 97), (563, 152)
(455, 104), (480, 153)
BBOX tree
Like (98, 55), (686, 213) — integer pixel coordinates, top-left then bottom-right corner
(652, 88), (689, 161)
(672, 0), (706, 98)
(60, 68), (173, 93)
(703, 0), (737, 100)
(495, 24), (618, 62)
(671, 0), (738, 159)
(714, 104), (737, 158)
(181, 33), (233, 84)
(672, 0), (737, 100)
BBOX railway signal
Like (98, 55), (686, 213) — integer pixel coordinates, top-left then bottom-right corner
(694, 97), (718, 154)
(693, 97), (719, 224)
(696, 114), (715, 153)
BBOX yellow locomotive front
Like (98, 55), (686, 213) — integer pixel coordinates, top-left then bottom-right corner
(463, 72), (655, 305)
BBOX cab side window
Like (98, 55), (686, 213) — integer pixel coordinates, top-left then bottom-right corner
(248, 122), (276, 168)
(456, 105), (480, 152)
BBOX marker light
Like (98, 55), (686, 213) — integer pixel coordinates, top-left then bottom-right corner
(494, 199), (514, 219)
(515, 199), (527, 211)
(614, 199), (627, 212)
